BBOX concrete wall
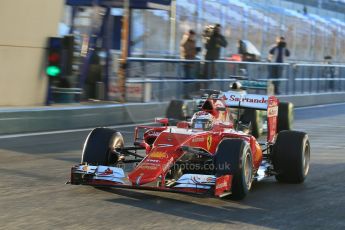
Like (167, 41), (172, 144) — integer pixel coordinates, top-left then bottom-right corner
(278, 93), (345, 107)
(0, 93), (344, 135)
(0, 102), (170, 135)
(0, 0), (64, 106)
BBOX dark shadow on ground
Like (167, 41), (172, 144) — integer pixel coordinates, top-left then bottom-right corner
(93, 162), (345, 229)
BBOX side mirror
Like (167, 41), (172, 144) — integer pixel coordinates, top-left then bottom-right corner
(155, 117), (169, 126)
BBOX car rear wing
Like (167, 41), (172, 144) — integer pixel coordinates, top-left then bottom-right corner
(219, 92), (270, 110)
(219, 91), (279, 142)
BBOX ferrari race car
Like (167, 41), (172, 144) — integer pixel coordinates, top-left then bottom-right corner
(69, 91), (310, 200)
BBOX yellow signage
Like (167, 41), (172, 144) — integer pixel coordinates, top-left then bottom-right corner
(150, 151), (167, 159)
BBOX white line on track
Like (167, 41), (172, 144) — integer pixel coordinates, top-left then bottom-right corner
(295, 102), (345, 110)
(0, 122), (154, 139)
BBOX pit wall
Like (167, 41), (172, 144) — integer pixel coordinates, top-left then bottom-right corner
(0, 93), (344, 135)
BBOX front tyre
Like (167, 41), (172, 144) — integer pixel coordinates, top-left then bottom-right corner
(272, 131), (310, 183)
(215, 139), (253, 200)
(81, 128), (124, 165)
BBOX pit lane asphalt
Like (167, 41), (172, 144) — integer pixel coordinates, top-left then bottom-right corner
(0, 104), (345, 230)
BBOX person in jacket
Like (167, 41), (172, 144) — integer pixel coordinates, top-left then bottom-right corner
(204, 24), (228, 78)
(268, 36), (290, 94)
(322, 55), (337, 91)
(180, 30), (196, 78)
(180, 30), (197, 99)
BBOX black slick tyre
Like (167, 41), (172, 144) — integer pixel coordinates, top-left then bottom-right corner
(241, 109), (263, 138)
(272, 130), (310, 183)
(215, 139), (253, 200)
(277, 102), (294, 132)
(81, 128), (124, 165)
(166, 100), (188, 125)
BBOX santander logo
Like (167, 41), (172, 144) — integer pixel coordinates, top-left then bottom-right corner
(228, 94), (268, 104)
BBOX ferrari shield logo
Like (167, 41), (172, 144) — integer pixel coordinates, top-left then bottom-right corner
(207, 135), (212, 150)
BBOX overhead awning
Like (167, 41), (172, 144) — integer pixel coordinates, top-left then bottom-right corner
(66, 0), (171, 10)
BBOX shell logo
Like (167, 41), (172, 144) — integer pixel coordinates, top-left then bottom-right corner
(149, 151), (168, 159)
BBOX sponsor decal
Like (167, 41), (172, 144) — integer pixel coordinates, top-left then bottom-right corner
(146, 159), (160, 163)
(174, 184), (211, 189)
(206, 176), (215, 183)
(228, 94), (268, 104)
(150, 151), (168, 158)
(220, 92), (269, 109)
(99, 168), (113, 176)
(191, 175), (215, 184)
(138, 163), (160, 171)
(93, 166), (125, 178)
(139, 165), (159, 170)
(207, 135), (212, 150)
(215, 175), (232, 197)
(78, 165), (97, 173)
(215, 181), (228, 190)
(267, 106), (278, 117)
(176, 174), (216, 185)
(192, 137), (205, 143)
(146, 130), (161, 137)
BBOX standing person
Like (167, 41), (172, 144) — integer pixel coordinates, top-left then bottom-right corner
(204, 24), (228, 79)
(268, 36), (290, 94)
(180, 30), (196, 78)
(322, 56), (336, 91)
(85, 49), (102, 100)
(180, 29), (196, 99)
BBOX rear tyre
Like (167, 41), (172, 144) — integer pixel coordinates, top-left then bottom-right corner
(277, 102), (294, 132)
(215, 139), (253, 200)
(166, 100), (188, 125)
(272, 131), (310, 183)
(81, 128), (124, 165)
(241, 109), (263, 138)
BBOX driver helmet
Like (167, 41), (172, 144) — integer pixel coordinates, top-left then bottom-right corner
(230, 81), (242, 90)
(191, 111), (214, 130)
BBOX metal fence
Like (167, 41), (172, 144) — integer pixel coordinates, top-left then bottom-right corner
(120, 58), (345, 102)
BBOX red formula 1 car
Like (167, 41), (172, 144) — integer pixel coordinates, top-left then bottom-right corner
(69, 91), (310, 200)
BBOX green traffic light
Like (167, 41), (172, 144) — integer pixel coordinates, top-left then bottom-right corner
(46, 66), (61, 77)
